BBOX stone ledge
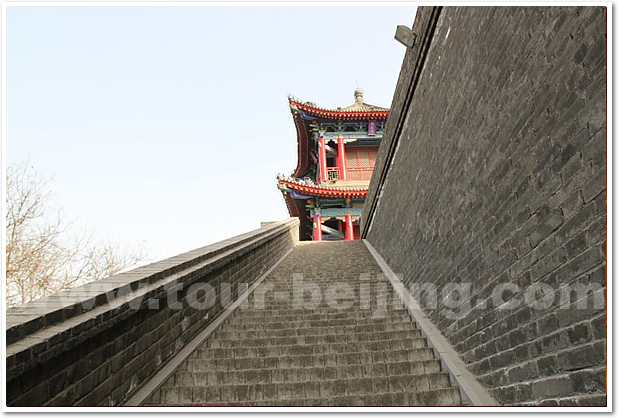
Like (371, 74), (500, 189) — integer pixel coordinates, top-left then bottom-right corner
(6, 217), (299, 406)
(6, 218), (298, 346)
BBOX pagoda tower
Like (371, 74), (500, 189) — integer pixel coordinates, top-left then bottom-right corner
(277, 89), (389, 241)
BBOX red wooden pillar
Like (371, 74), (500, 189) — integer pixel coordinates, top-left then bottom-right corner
(337, 135), (348, 180)
(313, 215), (322, 241)
(344, 212), (354, 241)
(318, 136), (328, 183)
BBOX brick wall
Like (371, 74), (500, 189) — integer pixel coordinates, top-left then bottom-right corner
(6, 218), (299, 406)
(363, 7), (606, 406)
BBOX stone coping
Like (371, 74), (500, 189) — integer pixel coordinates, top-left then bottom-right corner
(6, 218), (299, 380)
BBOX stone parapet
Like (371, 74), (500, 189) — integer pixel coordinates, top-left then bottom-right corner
(6, 218), (299, 406)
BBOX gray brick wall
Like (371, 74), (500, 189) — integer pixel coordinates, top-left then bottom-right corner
(363, 6), (606, 406)
(6, 218), (299, 406)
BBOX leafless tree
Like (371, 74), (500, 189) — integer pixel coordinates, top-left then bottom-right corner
(73, 241), (146, 284)
(5, 163), (147, 308)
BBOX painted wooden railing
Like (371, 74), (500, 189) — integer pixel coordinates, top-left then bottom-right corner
(347, 167), (374, 180)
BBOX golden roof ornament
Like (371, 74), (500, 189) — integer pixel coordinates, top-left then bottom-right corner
(354, 88), (364, 104)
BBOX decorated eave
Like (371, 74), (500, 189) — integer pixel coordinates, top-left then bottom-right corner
(288, 97), (389, 121)
(277, 173), (368, 199)
(281, 188), (302, 218)
(290, 109), (313, 178)
(288, 91), (389, 179)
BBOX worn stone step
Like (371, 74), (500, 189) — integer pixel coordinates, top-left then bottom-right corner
(230, 306), (409, 319)
(272, 262), (381, 268)
(188, 347), (437, 371)
(246, 292), (396, 302)
(267, 276), (386, 282)
(242, 295), (402, 307)
(213, 321), (418, 338)
(149, 241), (462, 407)
(173, 387), (462, 406)
(170, 359), (442, 387)
(264, 271), (384, 276)
(156, 388), (461, 406)
(250, 279), (393, 286)
(199, 337), (428, 359)
(159, 373), (455, 405)
(264, 275), (387, 281)
(254, 278), (389, 286)
(224, 315), (413, 331)
(265, 268), (385, 274)
(209, 328), (423, 347)
(228, 309), (411, 324)
(238, 302), (404, 313)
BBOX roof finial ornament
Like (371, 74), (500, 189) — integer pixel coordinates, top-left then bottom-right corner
(354, 87), (364, 104)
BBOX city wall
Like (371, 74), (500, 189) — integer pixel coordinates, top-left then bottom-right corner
(6, 218), (299, 406)
(362, 6), (607, 406)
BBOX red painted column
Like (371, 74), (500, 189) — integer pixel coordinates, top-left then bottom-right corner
(337, 135), (348, 180)
(344, 212), (354, 241)
(318, 136), (328, 183)
(313, 215), (322, 241)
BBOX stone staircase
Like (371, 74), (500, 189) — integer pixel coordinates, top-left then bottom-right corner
(147, 241), (462, 406)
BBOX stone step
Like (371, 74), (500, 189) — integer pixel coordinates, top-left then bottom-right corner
(268, 263), (383, 268)
(149, 241), (462, 407)
(266, 271), (384, 277)
(247, 289), (398, 299)
(199, 337), (428, 359)
(238, 301), (403, 312)
(212, 321), (417, 339)
(258, 280), (390, 291)
(188, 347), (437, 371)
(271, 262), (382, 268)
(247, 283), (397, 291)
(170, 359), (442, 386)
(209, 328), (423, 347)
(214, 321), (418, 338)
(267, 275), (386, 281)
(159, 373), (455, 405)
(168, 387), (462, 406)
(253, 277), (389, 286)
(224, 316), (413, 331)
(228, 309), (411, 324)
(230, 306), (409, 319)
(247, 290), (395, 300)
(264, 270), (384, 275)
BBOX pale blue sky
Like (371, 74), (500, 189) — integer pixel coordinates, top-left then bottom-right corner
(6, 4), (417, 262)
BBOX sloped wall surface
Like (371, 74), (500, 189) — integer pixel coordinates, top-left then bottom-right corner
(363, 6), (606, 406)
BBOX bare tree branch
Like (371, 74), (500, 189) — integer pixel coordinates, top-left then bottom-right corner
(5, 163), (148, 308)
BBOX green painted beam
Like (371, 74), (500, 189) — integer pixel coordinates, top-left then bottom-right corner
(311, 208), (362, 218)
(321, 224), (345, 239)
